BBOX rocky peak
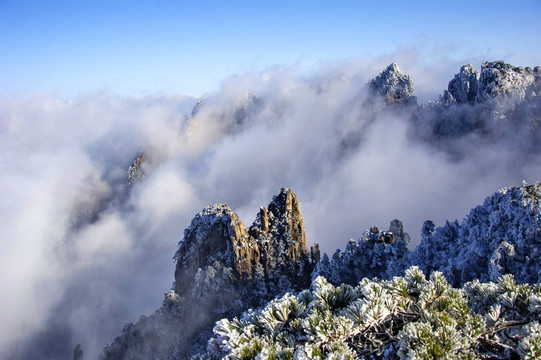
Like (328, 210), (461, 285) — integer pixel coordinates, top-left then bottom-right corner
(103, 189), (318, 360)
(364, 219), (410, 245)
(173, 188), (314, 295)
(127, 154), (146, 184)
(73, 344), (83, 360)
(389, 218), (410, 244)
(428, 60), (541, 141)
(446, 64), (480, 104)
(440, 61), (540, 106)
(265, 187), (307, 256)
(477, 61), (537, 103)
(369, 63), (416, 105)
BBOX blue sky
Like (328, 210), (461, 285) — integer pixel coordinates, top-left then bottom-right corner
(1, 0), (540, 96)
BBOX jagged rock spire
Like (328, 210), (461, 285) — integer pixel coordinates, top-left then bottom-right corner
(369, 63), (416, 105)
(443, 61), (540, 105)
(446, 64), (479, 104)
(173, 188), (315, 294)
(103, 188), (318, 360)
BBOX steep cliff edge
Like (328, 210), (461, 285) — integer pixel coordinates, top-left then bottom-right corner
(100, 188), (318, 359)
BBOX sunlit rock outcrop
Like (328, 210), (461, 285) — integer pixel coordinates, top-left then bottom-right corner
(101, 188), (317, 359)
(369, 63), (416, 105)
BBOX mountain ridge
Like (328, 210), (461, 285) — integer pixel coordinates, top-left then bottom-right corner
(95, 60), (541, 359)
(99, 180), (541, 359)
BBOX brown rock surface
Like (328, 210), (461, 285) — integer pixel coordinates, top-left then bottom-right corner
(173, 188), (315, 294)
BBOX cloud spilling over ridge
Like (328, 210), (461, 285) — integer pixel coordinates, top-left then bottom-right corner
(1, 58), (539, 359)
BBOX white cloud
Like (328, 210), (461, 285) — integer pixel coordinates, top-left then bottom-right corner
(1, 54), (539, 358)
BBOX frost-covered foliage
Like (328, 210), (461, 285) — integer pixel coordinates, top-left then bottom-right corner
(316, 182), (541, 289)
(200, 267), (541, 360)
(313, 223), (409, 286)
(409, 182), (541, 286)
(102, 189), (315, 359)
(416, 61), (541, 144)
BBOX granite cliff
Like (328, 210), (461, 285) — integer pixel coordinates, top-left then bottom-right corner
(100, 189), (318, 359)
(97, 60), (541, 359)
(101, 180), (541, 359)
(419, 61), (541, 142)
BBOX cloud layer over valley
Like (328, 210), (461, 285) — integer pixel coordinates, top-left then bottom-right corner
(1, 58), (540, 359)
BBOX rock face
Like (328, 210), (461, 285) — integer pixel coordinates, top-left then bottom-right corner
(173, 188), (312, 294)
(314, 181), (541, 290)
(416, 60), (541, 143)
(313, 219), (410, 286)
(127, 154), (146, 184)
(231, 92), (263, 128)
(444, 64), (480, 104)
(191, 100), (204, 118)
(442, 61), (539, 105)
(369, 63), (416, 105)
(101, 188), (317, 359)
(101, 180), (541, 359)
(477, 61), (539, 103)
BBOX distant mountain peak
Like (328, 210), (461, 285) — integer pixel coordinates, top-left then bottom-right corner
(369, 63), (416, 105)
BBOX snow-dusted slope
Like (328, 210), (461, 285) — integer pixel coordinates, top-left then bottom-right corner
(314, 182), (541, 289)
(100, 180), (541, 359)
(410, 182), (541, 286)
(418, 61), (541, 142)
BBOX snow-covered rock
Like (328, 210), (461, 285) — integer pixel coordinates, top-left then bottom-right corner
(232, 92), (263, 126)
(101, 180), (541, 359)
(417, 61), (541, 143)
(441, 61), (539, 106)
(369, 63), (416, 105)
(445, 64), (480, 104)
(315, 182), (541, 288)
(101, 188), (318, 359)
(405, 182), (541, 286)
(477, 61), (538, 103)
(312, 219), (410, 285)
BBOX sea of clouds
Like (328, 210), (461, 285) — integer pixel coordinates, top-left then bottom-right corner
(2, 56), (540, 359)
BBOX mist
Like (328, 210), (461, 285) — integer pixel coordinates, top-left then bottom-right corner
(1, 57), (539, 359)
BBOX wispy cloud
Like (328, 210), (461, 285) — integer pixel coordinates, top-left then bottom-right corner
(2, 56), (539, 358)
